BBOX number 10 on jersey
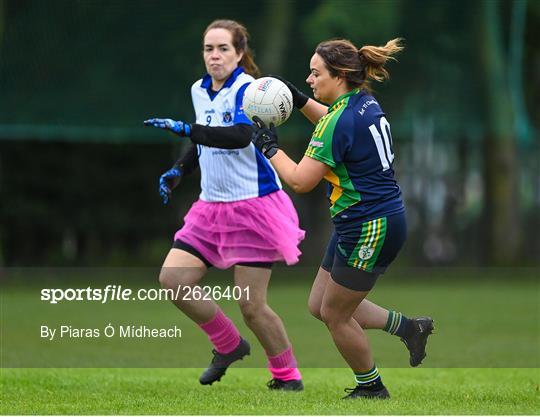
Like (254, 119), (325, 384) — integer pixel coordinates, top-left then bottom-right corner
(369, 116), (394, 171)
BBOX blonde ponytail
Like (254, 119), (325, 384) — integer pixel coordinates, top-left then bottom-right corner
(359, 38), (404, 83)
(315, 38), (404, 91)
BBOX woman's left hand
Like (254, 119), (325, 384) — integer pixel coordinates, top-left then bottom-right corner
(251, 116), (279, 158)
(144, 118), (191, 137)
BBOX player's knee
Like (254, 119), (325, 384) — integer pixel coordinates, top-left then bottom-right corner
(238, 299), (265, 323)
(158, 268), (177, 289)
(354, 315), (367, 328)
(158, 267), (196, 290)
(307, 299), (322, 320)
(320, 305), (341, 329)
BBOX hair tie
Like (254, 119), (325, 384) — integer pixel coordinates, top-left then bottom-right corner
(358, 49), (366, 65)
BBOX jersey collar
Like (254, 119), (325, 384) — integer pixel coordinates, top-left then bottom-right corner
(201, 67), (245, 100)
(328, 88), (362, 112)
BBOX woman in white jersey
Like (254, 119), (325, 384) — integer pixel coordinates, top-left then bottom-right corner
(144, 19), (304, 391)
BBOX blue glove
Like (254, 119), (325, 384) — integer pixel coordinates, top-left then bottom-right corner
(144, 118), (191, 137)
(159, 167), (182, 205)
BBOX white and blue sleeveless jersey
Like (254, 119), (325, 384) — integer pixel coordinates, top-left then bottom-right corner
(191, 67), (282, 202)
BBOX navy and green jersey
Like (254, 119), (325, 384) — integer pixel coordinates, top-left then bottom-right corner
(305, 89), (404, 223)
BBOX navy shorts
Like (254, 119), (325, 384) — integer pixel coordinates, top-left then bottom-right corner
(321, 212), (407, 291)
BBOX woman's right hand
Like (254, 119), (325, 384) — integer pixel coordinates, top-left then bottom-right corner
(251, 116), (279, 159)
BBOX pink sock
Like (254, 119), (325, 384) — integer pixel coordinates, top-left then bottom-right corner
(199, 309), (241, 354)
(268, 346), (302, 381)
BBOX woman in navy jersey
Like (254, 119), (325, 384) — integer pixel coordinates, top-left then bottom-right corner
(144, 20), (303, 391)
(251, 38), (433, 399)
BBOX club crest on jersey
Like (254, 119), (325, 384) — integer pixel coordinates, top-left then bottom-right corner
(222, 111), (232, 123)
(358, 245), (374, 260)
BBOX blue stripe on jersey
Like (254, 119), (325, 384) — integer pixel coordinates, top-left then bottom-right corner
(254, 148), (280, 197)
(234, 82), (252, 125)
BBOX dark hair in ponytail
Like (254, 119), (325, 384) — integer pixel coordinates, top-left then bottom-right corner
(204, 19), (260, 78)
(315, 38), (404, 91)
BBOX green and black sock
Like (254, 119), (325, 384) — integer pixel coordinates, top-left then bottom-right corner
(354, 365), (384, 390)
(384, 310), (414, 338)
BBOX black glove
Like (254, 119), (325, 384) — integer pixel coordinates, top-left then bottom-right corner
(251, 116), (279, 159)
(270, 75), (309, 109)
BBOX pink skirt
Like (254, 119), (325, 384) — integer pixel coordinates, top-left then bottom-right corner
(174, 190), (305, 269)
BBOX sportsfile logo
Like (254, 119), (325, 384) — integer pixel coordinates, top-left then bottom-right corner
(40, 284), (249, 304)
(257, 79), (272, 92)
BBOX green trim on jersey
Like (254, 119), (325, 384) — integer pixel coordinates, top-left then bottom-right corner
(304, 89), (362, 217)
(304, 99), (346, 167)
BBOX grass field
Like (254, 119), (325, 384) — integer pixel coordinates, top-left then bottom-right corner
(1, 368), (538, 414)
(1, 267), (539, 414)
